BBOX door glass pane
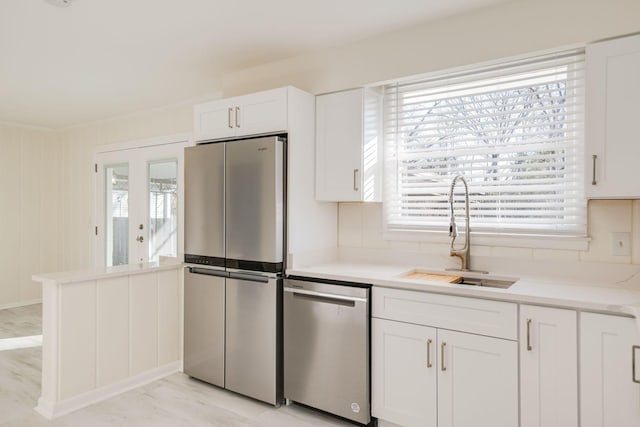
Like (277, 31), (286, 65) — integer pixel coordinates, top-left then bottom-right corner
(148, 160), (178, 262)
(105, 164), (129, 266)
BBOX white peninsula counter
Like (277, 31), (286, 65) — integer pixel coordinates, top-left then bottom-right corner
(33, 260), (184, 419)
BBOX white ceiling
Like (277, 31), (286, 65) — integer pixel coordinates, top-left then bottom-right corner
(0, 0), (509, 129)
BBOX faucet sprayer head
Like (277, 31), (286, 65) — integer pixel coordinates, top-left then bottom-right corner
(449, 220), (458, 237)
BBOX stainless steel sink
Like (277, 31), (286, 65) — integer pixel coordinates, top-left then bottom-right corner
(397, 269), (517, 289)
(455, 277), (516, 289)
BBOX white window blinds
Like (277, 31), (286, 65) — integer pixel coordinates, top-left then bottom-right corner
(383, 50), (586, 236)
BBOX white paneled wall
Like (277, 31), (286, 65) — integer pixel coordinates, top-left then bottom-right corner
(37, 266), (182, 418)
(0, 123), (60, 308)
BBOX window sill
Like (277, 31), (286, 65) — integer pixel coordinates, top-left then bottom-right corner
(382, 229), (590, 251)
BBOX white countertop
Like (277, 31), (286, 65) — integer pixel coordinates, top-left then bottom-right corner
(287, 261), (640, 318)
(33, 259), (183, 285)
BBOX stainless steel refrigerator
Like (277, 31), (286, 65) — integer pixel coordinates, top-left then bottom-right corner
(183, 135), (285, 406)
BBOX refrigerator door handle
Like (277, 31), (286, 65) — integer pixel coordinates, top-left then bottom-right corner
(187, 267), (229, 278)
(228, 271), (270, 283)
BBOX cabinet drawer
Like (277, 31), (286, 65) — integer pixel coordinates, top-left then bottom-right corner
(372, 287), (517, 340)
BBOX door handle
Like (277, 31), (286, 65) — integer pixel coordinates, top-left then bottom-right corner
(591, 154), (597, 186)
(136, 235), (144, 243)
(187, 267), (228, 278)
(235, 106), (240, 128)
(353, 168), (359, 192)
(441, 342), (447, 371)
(427, 339), (433, 368)
(228, 271), (269, 283)
(228, 107), (233, 128)
(633, 345), (640, 384)
(526, 318), (533, 351)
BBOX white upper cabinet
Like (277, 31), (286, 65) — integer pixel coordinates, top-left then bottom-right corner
(315, 88), (382, 202)
(580, 312), (640, 427)
(520, 305), (578, 427)
(585, 34), (640, 198)
(194, 87), (287, 142)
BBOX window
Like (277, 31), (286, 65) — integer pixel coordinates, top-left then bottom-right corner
(383, 50), (586, 238)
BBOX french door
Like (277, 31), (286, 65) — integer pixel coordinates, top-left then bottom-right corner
(95, 138), (187, 267)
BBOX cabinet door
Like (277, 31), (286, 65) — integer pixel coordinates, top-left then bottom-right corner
(520, 305), (578, 427)
(586, 34), (640, 198)
(437, 329), (518, 427)
(194, 88), (288, 142)
(580, 313), (640, 427)
(194, 100), (236, 141)
(235, 87), (287, 137)
(315, 88), (382, 202)
(316, 88), (364, 201)
(372, 318), (437, 427)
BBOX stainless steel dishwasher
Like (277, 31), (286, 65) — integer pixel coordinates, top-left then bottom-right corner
(283, 277), (371, 425)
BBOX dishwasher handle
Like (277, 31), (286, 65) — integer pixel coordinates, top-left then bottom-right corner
(284, 287), (367, 304)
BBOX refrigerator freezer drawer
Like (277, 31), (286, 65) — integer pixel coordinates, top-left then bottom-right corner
(225, 274), (282, 405)
(183, 267), (225, 387)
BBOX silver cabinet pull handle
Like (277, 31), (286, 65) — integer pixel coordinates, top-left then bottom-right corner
(591, 154), (597, 185)
(526, 319), (533, 351)
(427, 339), (433, 368)
(235, 106), (240, 128)
(441, 342), (447, 371)
(633, 345), (640, 384)
(353, 168), (359, 192)
(228, 107), (233, 128)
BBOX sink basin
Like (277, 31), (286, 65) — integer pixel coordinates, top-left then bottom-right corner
(455, 277), (516, 289)
(398, 269), (517, 289)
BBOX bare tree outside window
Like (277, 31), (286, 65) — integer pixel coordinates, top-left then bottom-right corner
(384, 52), (586, 236)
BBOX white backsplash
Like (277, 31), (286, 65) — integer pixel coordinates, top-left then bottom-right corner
(337, 200), (640, 290)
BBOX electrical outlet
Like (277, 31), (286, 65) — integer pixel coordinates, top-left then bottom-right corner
(611, 232), (631, 256)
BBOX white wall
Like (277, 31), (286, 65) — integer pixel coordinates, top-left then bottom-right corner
(0, 123), (60, 308)
(219, 0), (640, 96)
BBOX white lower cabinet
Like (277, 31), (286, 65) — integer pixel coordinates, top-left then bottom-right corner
(580, 312), (640, 427)
(372, 287), (640, 427)
(372, 318), (437, 427)
(372, 318), (518, 427)
(437, 329), (518, 427)
(520, 305), (578, 427)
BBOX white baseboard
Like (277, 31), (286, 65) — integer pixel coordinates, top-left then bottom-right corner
(0, 299), (42, 311)
(35, 361), (181, 419)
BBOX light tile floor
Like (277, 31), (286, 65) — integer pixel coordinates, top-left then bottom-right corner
(0, 304), (355, 427)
